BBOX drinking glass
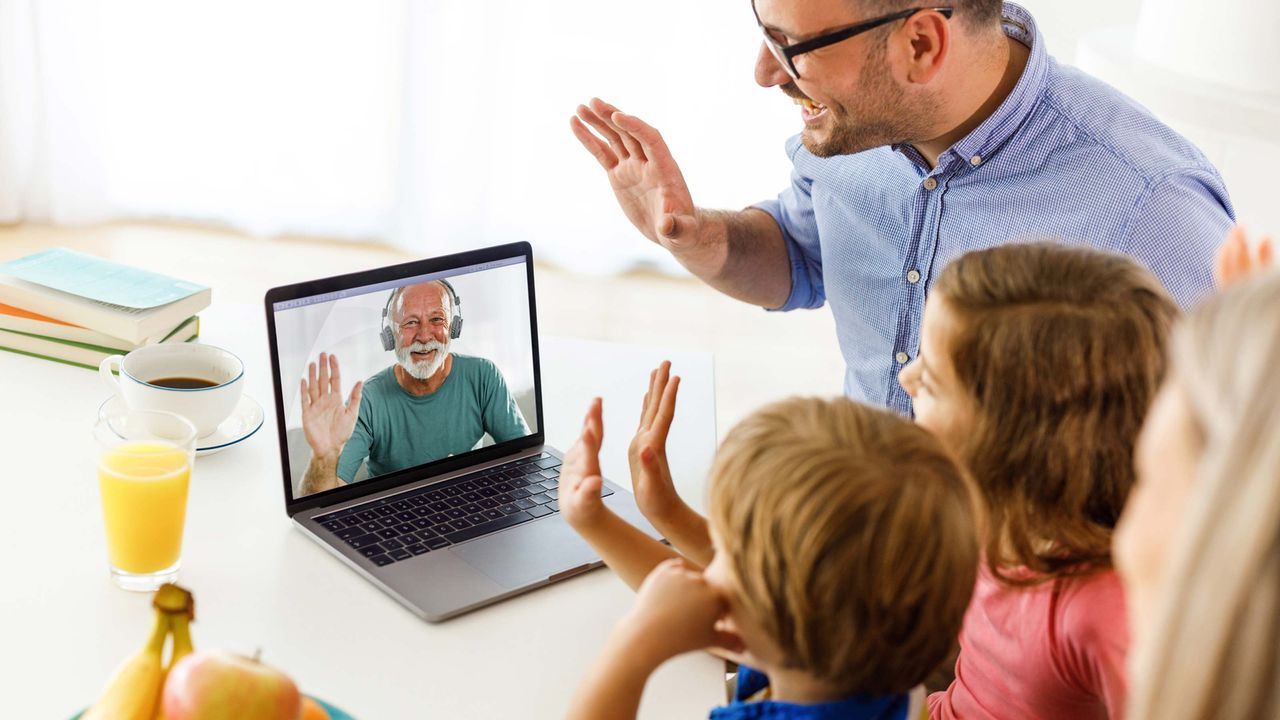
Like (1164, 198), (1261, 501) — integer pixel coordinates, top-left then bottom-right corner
(94, 409), (197, 591)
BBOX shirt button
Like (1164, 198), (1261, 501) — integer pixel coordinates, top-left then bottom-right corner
(906, 269), (921, 284)
(922, 177), (938, 190)
(895, 351), (909, 364)
(970, 155), (983, 166)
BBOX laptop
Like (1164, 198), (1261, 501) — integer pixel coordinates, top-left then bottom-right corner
(264, 241), (660, 621)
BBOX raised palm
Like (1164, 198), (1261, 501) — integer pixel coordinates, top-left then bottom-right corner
(627, 361), (684, 521)
(300, 352), (363, 459)
(570, 98), (699, 251)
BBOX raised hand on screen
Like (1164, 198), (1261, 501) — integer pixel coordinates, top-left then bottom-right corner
(560, 397), (612, 533)
(627, 361), (689, 525)
(300, 352), (363, 460)
(1215, 224), (1275, 289)
(570, 99), (725, 277)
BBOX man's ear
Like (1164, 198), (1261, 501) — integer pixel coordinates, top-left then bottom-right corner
(897, 10), (950, 85)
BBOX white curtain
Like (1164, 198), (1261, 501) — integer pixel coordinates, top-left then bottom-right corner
(0, 0), (798, 274)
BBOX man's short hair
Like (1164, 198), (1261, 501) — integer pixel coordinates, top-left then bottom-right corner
(859, 0), (1003, 28)
(708, 397), (980, 696)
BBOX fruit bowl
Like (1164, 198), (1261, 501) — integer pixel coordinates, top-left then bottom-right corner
(71, 694), (355, 720)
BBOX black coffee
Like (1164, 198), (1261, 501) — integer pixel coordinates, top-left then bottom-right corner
(149, 376), (220, 389)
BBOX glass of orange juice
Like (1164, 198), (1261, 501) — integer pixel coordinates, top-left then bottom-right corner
(94, 409), (197, 591)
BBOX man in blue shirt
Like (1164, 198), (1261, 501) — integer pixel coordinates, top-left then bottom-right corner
(571, 1), (1233, 415)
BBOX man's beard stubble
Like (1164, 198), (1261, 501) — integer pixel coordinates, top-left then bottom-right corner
(396, 338), (450, 380)
(787, 44), (938, 158)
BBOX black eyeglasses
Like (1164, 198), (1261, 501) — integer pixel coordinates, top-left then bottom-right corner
(753, 5), (954, 80)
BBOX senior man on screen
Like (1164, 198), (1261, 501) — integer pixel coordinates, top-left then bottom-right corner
(297, 280), (529, 496)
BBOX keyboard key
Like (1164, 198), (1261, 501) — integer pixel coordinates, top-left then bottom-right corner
(443, 486), (463, 497)
(349, 533), (381, 548)
(391, 500), (412, 511)
(426, 490), (447, 502)
(461, 491), (482, 503)
(465, 513), (487, 525)
(498, 503), (519, 515)
(547, 489), (559, 500)
(475, 475), (497, 488)
(446, 497), (468, 508)
(530, 492), (553, 505)
(428, 512), (450, 524)
(478, 497), (499, 509)
(478, 487), (499, 497)
(359, 521), (381, 533)
(357, 545), (383, 558)
(374, 506), (397, 517)
(377, 529), (400, 540)
(399, 532), (420, 545)
(542, 478), (559, 489)
(446, 508), (466, 519)
(483, 509), (505, 521)
(495, 493), (515, 504)
(549, 501), (559, 512)
(527, 504), (552, 518)
(538, 470), (557, 480)
(394, 523), (415, 534)
(426, 537), (450, 550)
(370, 554), (394, 566)
(390, 549), (412, 561)
(462, 503), (483, 515)
(407, 495), (430, 507)
(443, 511), (536, 544)
(412, 518), (433, 530)
(382, 538), (404, 550)
(395, 511), (416, 522)
(449, 519), (473, 531)
(509, 488), (532, 499)
(356, 510), (379, 522)
(514, 498), (536, 510)
(458, 481), (478, 492)
(534, 459), (557, 469)
(407, 543), (429, 555)
(337, 526), (363, 540)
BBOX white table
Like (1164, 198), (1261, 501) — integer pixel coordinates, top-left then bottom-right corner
(0, 303), (723, 718)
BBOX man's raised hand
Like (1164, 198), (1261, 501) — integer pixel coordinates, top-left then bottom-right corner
(300, 352), (363, 460)
(571, 99), (727, 275)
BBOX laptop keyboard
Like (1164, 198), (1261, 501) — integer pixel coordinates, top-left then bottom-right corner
(311, 453), (613, 567)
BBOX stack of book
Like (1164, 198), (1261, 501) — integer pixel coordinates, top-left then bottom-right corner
(0, 248), (210, 369)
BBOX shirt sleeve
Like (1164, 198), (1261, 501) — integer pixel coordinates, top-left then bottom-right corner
(1121, 170), (1234, 310)
(479, 359), (530, 443)
(1055, 573), (1131, 719)
(336, 392), (374, 484)
(751, 135), (826, 311)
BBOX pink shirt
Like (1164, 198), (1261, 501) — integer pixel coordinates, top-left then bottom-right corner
(928, 566), (1129, 720)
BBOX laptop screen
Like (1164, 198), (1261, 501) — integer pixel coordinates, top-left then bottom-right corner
(267, 248), (540, 505)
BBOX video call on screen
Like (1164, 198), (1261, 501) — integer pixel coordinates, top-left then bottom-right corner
(272, 259), (539, 499)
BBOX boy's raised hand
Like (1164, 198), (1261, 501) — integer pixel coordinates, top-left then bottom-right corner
(628, 361), (687, 522)
(560, 397), (612, 534)
(1215, 224), (1275, 289)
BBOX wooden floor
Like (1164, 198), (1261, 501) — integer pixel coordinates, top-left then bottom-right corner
(0, 221), (846, 440)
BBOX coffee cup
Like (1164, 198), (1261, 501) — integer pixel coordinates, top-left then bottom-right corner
(99, 343), (244, 438)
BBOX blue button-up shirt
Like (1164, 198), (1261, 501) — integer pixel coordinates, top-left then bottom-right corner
(756, 3), (1233, 416)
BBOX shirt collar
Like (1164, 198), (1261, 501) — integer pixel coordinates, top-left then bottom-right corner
(892, 2), (1047, 171)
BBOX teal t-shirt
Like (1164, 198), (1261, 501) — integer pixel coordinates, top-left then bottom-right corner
(336, 354), (531, 483)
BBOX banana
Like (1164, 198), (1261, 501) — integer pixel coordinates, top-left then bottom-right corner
(154, 583), (196, 720)
(83, 608), (171, 720)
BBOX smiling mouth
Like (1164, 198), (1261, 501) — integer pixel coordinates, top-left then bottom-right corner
(411, 349), (437, 360)
(795, 96), (828, 121)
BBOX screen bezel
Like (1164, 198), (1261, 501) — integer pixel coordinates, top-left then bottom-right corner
(264, 241), (543, 516)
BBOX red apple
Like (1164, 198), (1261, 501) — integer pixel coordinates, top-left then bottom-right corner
(162, 650), (302, 720)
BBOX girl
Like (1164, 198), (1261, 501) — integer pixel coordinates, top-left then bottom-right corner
(898, 242), (1180, 719)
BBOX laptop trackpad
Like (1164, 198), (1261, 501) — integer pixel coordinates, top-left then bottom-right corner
(451, 516), (599, 589)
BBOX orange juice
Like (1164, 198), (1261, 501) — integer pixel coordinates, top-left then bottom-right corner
(98, 441), (191, 574)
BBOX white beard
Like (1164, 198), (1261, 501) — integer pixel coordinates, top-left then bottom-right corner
(395, 338), (450, 380)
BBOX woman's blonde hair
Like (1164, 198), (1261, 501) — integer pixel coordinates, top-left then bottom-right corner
(932, 242), (1178, 585)
(708, 396), (980, 696)
(1127, 271), (1280, 719)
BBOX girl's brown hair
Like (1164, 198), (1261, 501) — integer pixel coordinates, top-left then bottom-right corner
(709, 397), (979, 696)
(932, 242), (1178, 586)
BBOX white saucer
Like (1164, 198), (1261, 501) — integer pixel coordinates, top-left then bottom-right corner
(97, 394), (264, 456)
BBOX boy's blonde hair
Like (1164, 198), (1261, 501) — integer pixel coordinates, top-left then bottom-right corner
(708, 397), (979, 696)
